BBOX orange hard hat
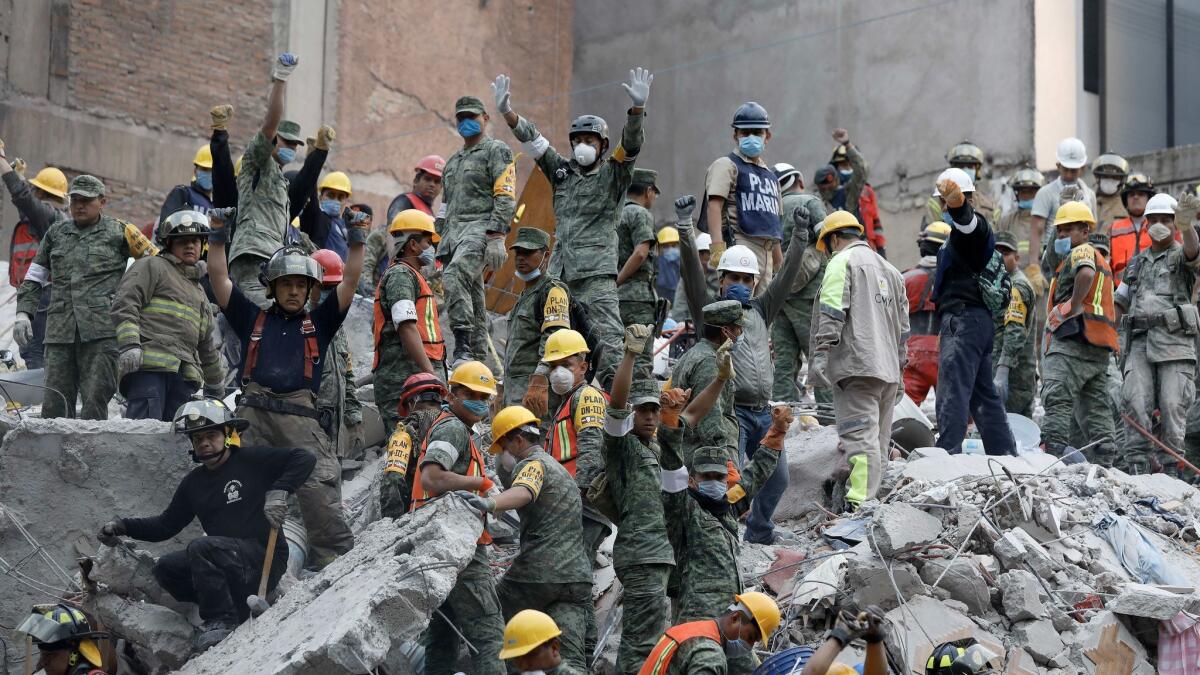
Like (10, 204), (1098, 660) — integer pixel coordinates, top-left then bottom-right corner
(415, 154), (446, 178)
(311, 249), (344, 284)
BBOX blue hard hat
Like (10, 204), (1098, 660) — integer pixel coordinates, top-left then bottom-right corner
(732, 101), (770, 129)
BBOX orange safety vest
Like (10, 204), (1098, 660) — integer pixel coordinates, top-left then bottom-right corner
(548, 385), (610, 476)
(638, 620), (722, 675)
(1110, 216), (1181, 279)
(408, 410), (493, 545)
(1047, 248), (1119, 353)
(372, 260), (445, 369)
(8, 220), (39, 287)
(242, 310), (319, 386)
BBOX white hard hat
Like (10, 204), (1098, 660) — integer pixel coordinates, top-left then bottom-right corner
(1056, 137), (1088, 169)
(1145, 193), (1178, 216)
(717, 244), (759, 275)
(695, 232), (712, 252)
(932, 167), (975, 196)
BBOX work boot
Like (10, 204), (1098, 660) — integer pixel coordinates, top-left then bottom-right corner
(210, 104), (234, 131)
(1046, 442), (1086, 465)
(450, 329), (474, 367)
(195, 621), (235, 651)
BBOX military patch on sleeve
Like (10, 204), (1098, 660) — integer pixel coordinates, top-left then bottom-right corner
(726, 484), (747, 504)
(512, 459), (545, 498)
(1004, 286), (1027, 325)
(494, 159), (517, 197)
(383, 428), (413, 475)
(542, 285), (570, 330)
(1070, 243), (1097, 271)
(575, 388), (608, 430)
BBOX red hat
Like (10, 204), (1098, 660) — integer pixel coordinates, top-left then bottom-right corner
(398, 372), (448, 416)
(311, 249), (344, 284)
(414, 154), (446, 178)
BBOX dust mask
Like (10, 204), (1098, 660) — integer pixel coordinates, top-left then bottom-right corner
(573, 143), (598, 166)
(549, 366), (575, 395)
(1148, 222), (1174, 243)
(1099, 178), (1122, 196)
(499, 451), (517, 473)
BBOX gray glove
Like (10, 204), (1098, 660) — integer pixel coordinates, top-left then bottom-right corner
(793, 207), (811, 244)
(98, 519), (126, 546)
(13, 312), (32, 348)
(483, 236), (508, 271)
(208, 207), (237, 225)
(202, 384), (225, 399)
(263, 490), (288, 529)
(117, 347), (143, 381)
(454, 490), (496, 514)
(491, 74), (512, 114)
(807, 350), (831, 389)
(674, 195), (697, 224)
(993, 365), (1010, 404)
(271, 53), (299, 82)
(624, 324), (652, 355)
(622, 67), (654, 107)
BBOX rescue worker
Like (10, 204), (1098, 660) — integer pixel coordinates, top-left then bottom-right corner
(639, 592), (780, 675)
(1109, 173), (1157, 278)
(704, 102), (783, 287)
(1030, 137), (1097, 264)
(226, 52), (304, 308)
(815, 129), (875, 251)
(206, 204), (366, 569)
(300, 170), (359, 259)
(991, 231), (1038, 417)
(409, 361), (504, 675)
(502, 227), (572, 415)
(930, 169), (1016, 456)
(1, 146), (69, 369)
(902, 222), (949, 405)
(1116, 193), (1200, 475)
(926, 141), (1000, 224)
(372, 209), (445, 434)
(379, 372), (448, 518)
(1040, 201), (1119, 464)
(809, 211), (908, 506)
(499, 610), (584, 675)
(13, 603), (110, 675)
(494, 67), (653, 388)
(799, 606), (889, 675)
(671, 231), (718, 323)
(1092, 153), (1130, 233)
(770, 162), (828, 403)
(439, 94), (517, 366)
(995, 167), (1044, 260)
(458, 404), (591, 671)
(617, 168), (661, 384)
(157, 145), (214, 228)
(373, 154), (445, 287)
(98, 399), (315, 650)
(656, 226), (681, 303)
(16, 175), (156, 419)
(311, 249), (363, 458)
(112, 210), (224, 420)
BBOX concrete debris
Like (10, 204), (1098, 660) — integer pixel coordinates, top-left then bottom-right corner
(870, 502), (943, 556)
(997, 569), (1047, 621)
(919, 557), (990, 616)
(1105, 583), (1193, 620)
(89, 593), (195, 674)
(842, 551), (927, 612)
(774, 424), (844, 520)
(993, 527), (1060, 578)
(1012, 617), (1066, 665)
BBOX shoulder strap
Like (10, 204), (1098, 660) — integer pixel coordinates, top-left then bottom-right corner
(241, 311), (269, 385)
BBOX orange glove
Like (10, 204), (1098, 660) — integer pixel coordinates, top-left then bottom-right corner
(761, 405), (794, 450)
(523, 375), (549, 418)
(725, 459), (742, 489)
(478, 476), (495, 494)
(936, 179), (965, 208)
(659, 387), (691, 428)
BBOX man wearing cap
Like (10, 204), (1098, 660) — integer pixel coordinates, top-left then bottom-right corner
(1109, 174), (1159, 279)
(704, 102), (783, 289)
(494, 68), (652, 390)
(227, 53), (304, 309)
(439, 93), (517, 366)
(617, 168), (661, 383)
(1115, 193), (1200, 476)
(991, 231), (1037, 417)
(901, 223), (949, 405)
(372, 155), (446, 286)
(17, 175), (156, 419)
(1031, 137), (1098, 264)
(670, 230), (718, 323)
(502, 226), (573, 417)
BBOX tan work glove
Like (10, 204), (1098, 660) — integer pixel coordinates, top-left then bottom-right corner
(623, 324), (652, 355)
(523, 375), (549, 418)
(210, 104), (233, 131)
(1177, 193), (1200, 228)
(313, 124), (336, 151)
(11, 158), (26, 176)
(761, 405), (794, 450)
(1024, 263), (1046, 296)
(936, 179), (965, 209)
(716, 339), (735, 381)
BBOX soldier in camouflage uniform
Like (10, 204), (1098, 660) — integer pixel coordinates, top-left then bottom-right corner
(17, 175), (156, 419)
(1115, 193), (1200, 476)
(494, 67), (653, 389)
(379, 373), (447, 518)
(458, 404), (591, 672)
(639, 593), (780, 675)
(617, 168), (661, 384)
(670, 301), (744, 467)
(670, 231), (718, 322)
(502, 227), (571, 418)
(438, 95), (517, 365)
(991, 232), (1037, 417)
(311, 250), (363, 458)
(227, 53), (304, 309)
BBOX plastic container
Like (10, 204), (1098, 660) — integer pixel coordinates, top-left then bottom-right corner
(962, 438), (985, 455)
(754, 645), (816, 675)
(1007, 413), (1041, 455)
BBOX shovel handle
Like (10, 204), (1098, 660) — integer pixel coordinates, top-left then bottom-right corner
(258, 527), (279, 599)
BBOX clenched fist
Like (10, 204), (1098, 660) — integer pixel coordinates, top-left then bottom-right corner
(937, 179), (965, 209)
(623, 324), (653, 355)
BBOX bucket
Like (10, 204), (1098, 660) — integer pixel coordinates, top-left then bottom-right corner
(1006, 413), (1041, 454)
(753, 645), (816, 675)
(281, 518), (308, 576)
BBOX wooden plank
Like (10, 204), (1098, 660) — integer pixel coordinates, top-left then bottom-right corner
(485, 166), (555, 315)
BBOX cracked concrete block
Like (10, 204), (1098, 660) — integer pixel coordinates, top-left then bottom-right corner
(1012, 618), (1065, 665)
(919, 558), (991, 615)
(870, 502), (943, 556)
(1106, 583), (1191, 620)
(998, 569), (1047, 621)
(843, 553), (928, 611)
(993, 527), (1059, 577)
(89, 593), (194, 674)
(773, 425), (844, 520)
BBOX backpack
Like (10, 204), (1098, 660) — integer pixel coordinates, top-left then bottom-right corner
(977, 249), (1012, 319)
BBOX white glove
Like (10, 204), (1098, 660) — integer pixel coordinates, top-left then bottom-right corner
(117, 347), (143, 381)
(483, 236), (508, 271)
(622, 67), (654, 107)
(13, 312), (32, 348)
(491, 74), (512, 114)
(271, 53), (299, 82)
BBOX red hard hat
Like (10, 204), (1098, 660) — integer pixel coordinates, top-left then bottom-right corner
(311, 249), (344, 284)
(398, 372), (448, 416)
(414, 154), (446, 178)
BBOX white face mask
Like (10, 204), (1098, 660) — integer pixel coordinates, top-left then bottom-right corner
(549, 366), (575, 395)
(1148, 222), (1174, 243)
(573, 143), (598, 166)
(1098, 178), (1122, 196)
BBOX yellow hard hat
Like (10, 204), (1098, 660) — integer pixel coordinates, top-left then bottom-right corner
(234, 155), (244, 177)
(734, 591), (781, 646)
(657, 226), (680, 245)
(389, 208), (440, 243)
(29, 167), (67, 199)
(814, 211), (865, 253)
(542, 329), (589, 363)
(489, 406), (541, 454)
(449, 360), (498, 395)
(498, 609), (561, 660)
(193, 145), (213, 169)
(922, 221), (952, 246)
(826, 663), (858, 675)
(1053, 200), (1096, 227)
(318, 170), (352, 197)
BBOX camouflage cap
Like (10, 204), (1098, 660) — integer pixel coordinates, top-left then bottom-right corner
(702, 300), (745, 327)
(67, 174), (105, 198)
(1088, 232), (1111, 253)
(631, 168), (659, 190)
(691, 446), (729, 475)
(993, 231), (1019, 252)
(510, 227), (551, 251)
(455, 96), (487, 116)
(276, 120), (303, 143)
(629, 381), (661, 408)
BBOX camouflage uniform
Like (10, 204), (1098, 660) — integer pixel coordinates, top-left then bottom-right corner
(419, 414), (505, 675)
(379, 407), (441, 518)
(361, 228), (392, 293)
(991, 266), (1037, 417)
(497, 447), (593, 672)
(502, 229), (571, 409)
(995, 207), (1035, 257)
(228, 123), (298, 308)
(17, 175), (154, 419)
(618, 168), (660, 384)
(374, 260), (445, 434)
(317, 328), (362, 458)
(1116, 243), (1200, 475)
(439, 96), (517, 361)
(771, 191), (828, 402)
(511, 110), (644, 390)
(672, 338), (738, 467)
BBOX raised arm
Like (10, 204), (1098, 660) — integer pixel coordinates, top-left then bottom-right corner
(290, 126), (332, 220)
(1178, 194), (1200, 261)
(337, 216), (369, 311)
(680, 340), (733, 427)
(757, 211), (811, 322)
(675, 196), (710, 326)
(205, 207), (236, 309)
(493, 74), (566, 183)
(261, 53), (297, 140)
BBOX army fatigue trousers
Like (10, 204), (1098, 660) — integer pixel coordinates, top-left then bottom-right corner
(443, 238), (489, 360)
(832, 376), (896, 505)
(424, 557), (505, 675)
(771, 301), (831, 407)
(1041, 352), (1115, 463)
(615, 563), (671, 674)
(1121, 342), (1196, 476)
(237, 384), (354, 569)
(43, 335), (118, 419)
(570, 275), (624, 390)
(497, 578), (591, 673)
(229, 255), (271, 310)
(619, 298), (657, 389)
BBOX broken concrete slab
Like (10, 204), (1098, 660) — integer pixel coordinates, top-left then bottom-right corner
(997, 569), (1047, 621)
(843, 553), (927, 611)
(1012, 618), (1065, 665)
(177, 495), (482, 674)
(993, 527), (1060, 577)
(884, 595), (1038, 674)
(89, 593), (194, 674)
(900, 448), (1061, 483)
(919, 558), (991, 615)
(1106, 583), (1191, 620)
(870, 502), (943, 556)
(1075, 610), (1155, 675)
(773, 424), (844, 520)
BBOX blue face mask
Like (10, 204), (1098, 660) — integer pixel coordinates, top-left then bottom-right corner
(724, 638), (752, 659)
(738, 135), (764, 158)
(1054, 236), (1073, 255)
(419, 246), (436, 266)
(941, 212), (954, 225)
(723, 283), (752, 304)
(1017, 198), (1034, 211)
(276, 146), (296, 164)
(660, 248), (680, 262)
(195, 170), (213, 191)
(460, 398), (490, 417)
(320, 199), (342, 217)
(515, 267), (542, 282)
(697, 480), (727, 500)
(458, 118), (482, 138)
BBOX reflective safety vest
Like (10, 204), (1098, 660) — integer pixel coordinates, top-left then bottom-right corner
(638, 620), (722, 675)
(8, 220), (39, 287)
(409, 411), (493, 545)
(548, 384), (609, 476)
(243, 310), (319, 385)
(372, 261), (445, 369)
(1048, 249), (1119, 353)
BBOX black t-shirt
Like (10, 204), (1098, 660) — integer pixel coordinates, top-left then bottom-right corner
(122, 445), (315, 545)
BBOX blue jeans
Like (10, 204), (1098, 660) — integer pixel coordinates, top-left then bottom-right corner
(736, 405), (788, 543)
(935, 306), (1015, 455)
